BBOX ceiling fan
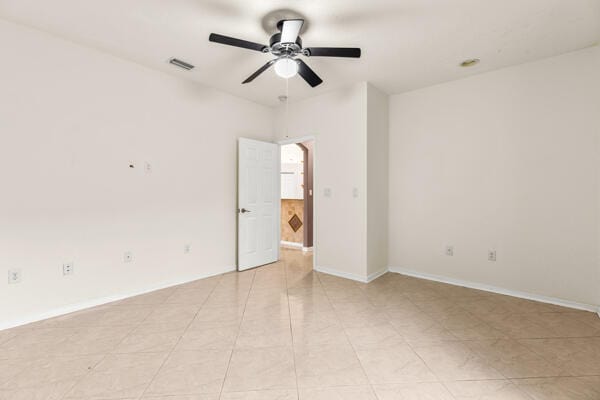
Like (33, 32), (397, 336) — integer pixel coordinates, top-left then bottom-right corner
(209, 19), (361, 87)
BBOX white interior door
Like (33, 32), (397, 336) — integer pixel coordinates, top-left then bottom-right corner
(238, 138), (279, 271)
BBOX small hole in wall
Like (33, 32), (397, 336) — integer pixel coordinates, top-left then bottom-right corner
(129, 164), (135, 168)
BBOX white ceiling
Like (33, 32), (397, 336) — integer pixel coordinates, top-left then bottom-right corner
(1, 0), (599, 106)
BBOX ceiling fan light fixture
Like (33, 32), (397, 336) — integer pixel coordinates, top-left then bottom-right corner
(274, 58), (298, 79)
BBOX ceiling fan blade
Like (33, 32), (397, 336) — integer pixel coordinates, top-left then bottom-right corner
(296, 59), (323, 87)
(280, 19), (304, 44)
(209, 33), (267, 52)
(304, 47), (361, 58)
(242, 60), (276, 84)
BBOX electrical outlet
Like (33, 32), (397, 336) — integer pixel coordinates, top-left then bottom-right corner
(8, 269), (21, 284)
(144, 162), (152, 174)
(63, 262), (74, 276)
(445, 245), (454, 256)
(488, 250), (497, 262)
(124, 252), (133, 263)
(324, 188), (332, 197)
(184, 244), (191, 254)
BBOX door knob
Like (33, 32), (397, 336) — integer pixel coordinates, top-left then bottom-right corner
(239, 208), (251, 214)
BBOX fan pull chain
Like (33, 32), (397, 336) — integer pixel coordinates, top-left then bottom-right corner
(285, 77), (290, 138)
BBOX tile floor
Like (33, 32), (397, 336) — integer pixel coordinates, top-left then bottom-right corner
(1, 248), (600, 399)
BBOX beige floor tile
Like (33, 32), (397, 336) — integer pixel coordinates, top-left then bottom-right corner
(191, 305), (245, 326)
(141, 395), (219, 400)
(344, 323), (405, 350)
(0, 379), (81, 400)
(164, 288), (212, 305)
(457, 297), (518, 317)
(513, 376), (600, 400)
(35, 306), (111, 329)
(61, 325), (134, 355)
(413, 342), (504, 381)
(445, 379), (533, 399)
(299, 385), (376, 399)
(235, 318), (292, 348)
(0, 359), (32, 387)
(477, 313), (554, 339)
(0, 327), (74, 359)
(289, 300), (336, 321)
(355, 344), (437, 384)
(291, 318), (348, 347)
(0, 329), (18, 347)
(390, 316), (458, 346)
(294, 343), (368, 388)
(412, 298), (466, 317)
(466, 339), (566, 378)
(333, 302), (391, 328)
(519, 337), (600, 376)
(66, 352), (168, 399)
(372, 382), (455, 400)
(245, 289), (288, 307)
(223, 347), (296, 392)
(243, 302), (291, 321)
(528, 313), (600, 338)
(176, 322), (239, 350)
(145, 350), (231, 396)
(92, 305), (155, 327)
(220, 389), (298, 399)
(2, 355), (102, 390)
(143, 304), (201, 327)
(113, 323), (186, 354)
(438, 312), (507, 340)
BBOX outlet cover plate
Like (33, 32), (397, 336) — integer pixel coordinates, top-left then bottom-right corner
(8, 269), (22, 284)
(63, 262), (74, 276)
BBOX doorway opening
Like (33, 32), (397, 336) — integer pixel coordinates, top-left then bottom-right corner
(279, 140), (314, 262)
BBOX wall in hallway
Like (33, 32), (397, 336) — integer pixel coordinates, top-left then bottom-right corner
(281, 199), (305, 244)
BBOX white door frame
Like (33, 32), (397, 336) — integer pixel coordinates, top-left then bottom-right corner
(277, 135), (317, 270)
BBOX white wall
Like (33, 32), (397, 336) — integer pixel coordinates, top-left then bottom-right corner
(366, 84), (389, 277)
(274, 83), (369, 280)
(389, 46), (600, 306)
(0, 19), (274, 327)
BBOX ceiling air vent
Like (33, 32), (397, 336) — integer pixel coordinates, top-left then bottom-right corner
(169, 58), (195, 71)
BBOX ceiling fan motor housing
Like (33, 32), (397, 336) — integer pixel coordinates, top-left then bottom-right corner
(269, 32), (303, 56)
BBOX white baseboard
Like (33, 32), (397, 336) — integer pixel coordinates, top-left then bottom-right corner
(0, 266), (236, 331)
(315, 265), (389, 284)
(367, 267), (389, 283)
(302, 246), (313, 252)
(389, 266), (600, 314)
(280, 241), (303, 249)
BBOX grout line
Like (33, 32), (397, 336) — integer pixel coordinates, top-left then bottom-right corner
(217, 269), (257, 399)
(136, 273), (226, 400)
(283, 254), (301, 400)
(315, 272), (378, 398)
(57, 299), (169, 400)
